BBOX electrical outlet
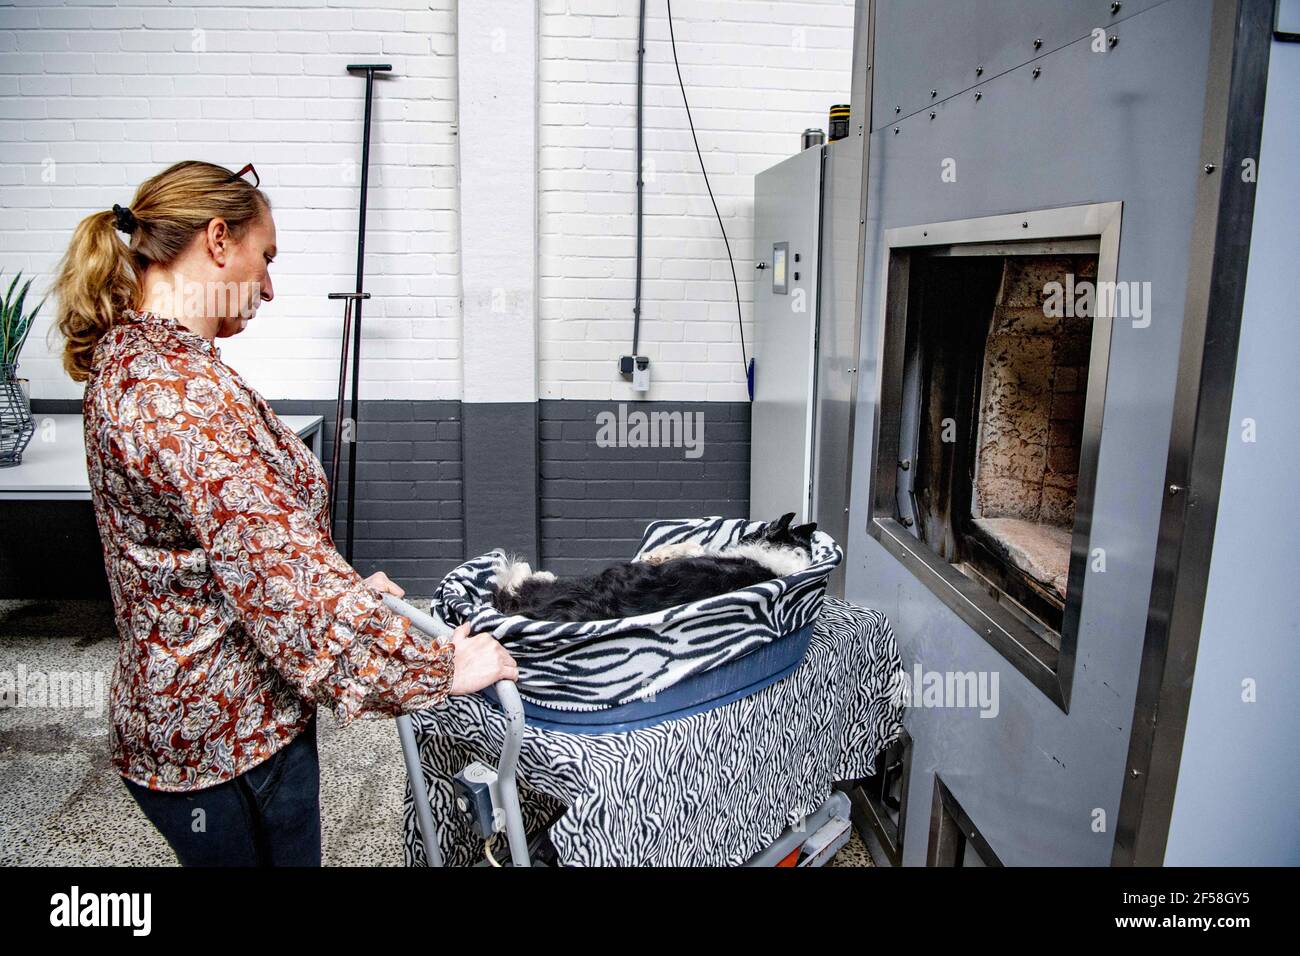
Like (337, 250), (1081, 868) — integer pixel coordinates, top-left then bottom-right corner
(632, 356), (650, 392)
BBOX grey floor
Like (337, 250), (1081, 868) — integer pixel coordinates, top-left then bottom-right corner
(0, 598), (870, 867)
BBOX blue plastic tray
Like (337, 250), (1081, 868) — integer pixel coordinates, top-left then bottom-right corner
(480, 621), (816, 734)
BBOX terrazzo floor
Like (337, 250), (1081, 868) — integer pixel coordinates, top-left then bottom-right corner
(0, 598), (871, 867)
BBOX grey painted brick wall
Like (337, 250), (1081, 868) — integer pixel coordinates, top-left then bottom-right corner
(538, 400), (752, 575)
(461, 403), (540, 563)
(22, 398), (752, 597)
(273, 400), (464, 595)
(24, 399), (464, 597)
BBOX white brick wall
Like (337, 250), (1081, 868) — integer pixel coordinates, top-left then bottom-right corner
(1, 0), (461, 402)
(538, 0), (855, 401)
(1, 0), (854, 404)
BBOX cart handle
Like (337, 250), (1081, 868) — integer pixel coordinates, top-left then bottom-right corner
(383, 594), (531, 867)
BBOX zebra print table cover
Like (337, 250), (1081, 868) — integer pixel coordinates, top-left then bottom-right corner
(402, 597), (904, 867)
(430, 516), (844, 711)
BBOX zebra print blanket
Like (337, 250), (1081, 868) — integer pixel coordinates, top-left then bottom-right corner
(430, 516), (844, 710)
(403, 598), (904, 866)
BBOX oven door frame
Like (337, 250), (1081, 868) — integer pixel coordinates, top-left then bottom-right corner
(866, 201), (1122, 712)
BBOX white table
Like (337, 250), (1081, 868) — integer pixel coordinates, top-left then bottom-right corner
(0, 413), (323, 501)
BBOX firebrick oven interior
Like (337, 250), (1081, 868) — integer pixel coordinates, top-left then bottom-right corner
(903, 251), (1098, 645)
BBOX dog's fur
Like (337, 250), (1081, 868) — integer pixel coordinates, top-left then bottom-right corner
(490, 513), (817, 624)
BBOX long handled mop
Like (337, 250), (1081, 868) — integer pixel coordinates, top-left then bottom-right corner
(328, 63), (392, 561)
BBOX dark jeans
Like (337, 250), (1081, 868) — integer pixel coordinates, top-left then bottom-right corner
(122, 717), (322, 867)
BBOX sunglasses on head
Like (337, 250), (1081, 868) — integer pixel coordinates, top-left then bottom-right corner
(228, 163), (260, 189)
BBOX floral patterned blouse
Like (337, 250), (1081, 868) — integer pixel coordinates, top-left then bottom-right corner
(84, 309), (454, 792)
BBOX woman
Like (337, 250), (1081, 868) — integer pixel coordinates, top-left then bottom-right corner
(53, 160), (517, 866)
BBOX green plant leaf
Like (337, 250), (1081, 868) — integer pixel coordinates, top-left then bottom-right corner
(1, 275), (45, 365)
(13, 277), (31, 318)
(0, 272), (14, 337)
(8, 279), (30, 362)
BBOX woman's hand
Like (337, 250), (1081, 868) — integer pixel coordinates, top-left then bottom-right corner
(362, 571), (405, 598)
(448, 622), (519, 696)
(359, 572), (515, 694)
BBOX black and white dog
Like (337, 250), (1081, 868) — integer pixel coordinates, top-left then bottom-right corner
(491, 513), (818, 623)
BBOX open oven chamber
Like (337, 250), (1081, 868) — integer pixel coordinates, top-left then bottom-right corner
(869, 204), (1121, 711)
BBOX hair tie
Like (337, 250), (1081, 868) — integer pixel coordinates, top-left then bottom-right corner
(111, 203), (138, 235)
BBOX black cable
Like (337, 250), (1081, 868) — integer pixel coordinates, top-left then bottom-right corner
(665, 0), (748, 377)
(633, 0), (645, 356)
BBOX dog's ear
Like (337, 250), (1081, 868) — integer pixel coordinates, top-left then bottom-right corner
(790, 523), (817, 550)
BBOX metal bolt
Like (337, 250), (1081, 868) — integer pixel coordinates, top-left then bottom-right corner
(1204, 163), (1216, 173)
(974, 91), (983, 100)
(929, 111), (936, 120)
(901, 517), (914, 528)
(930, 89), (937, 98)
(846, 367), (857, 374)
(1111, 1), (1122, 13)
(899, 458), (911, 471)
(1034, 37), (1043, 49)
(1032, 67), (1041, 79)
(1108, 34), (1119, 47)
(893, 127), (900, 135)
(1168, 483), (1185, 496)
(976, 65), (983, 76)
(895, 105), (901, 113)
(1022, 221), (1029, 228)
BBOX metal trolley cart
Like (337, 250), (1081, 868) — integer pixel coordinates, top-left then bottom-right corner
(383, 594), (856, 868)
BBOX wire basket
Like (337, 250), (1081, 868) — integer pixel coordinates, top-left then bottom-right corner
(0, 364), (34, 467)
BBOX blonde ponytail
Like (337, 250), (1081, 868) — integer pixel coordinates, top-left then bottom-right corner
(53, 161), (270, 382)
(53, 209), (139, 382)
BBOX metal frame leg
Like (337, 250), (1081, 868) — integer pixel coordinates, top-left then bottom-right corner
(742, 789), (853, 867)
(489, 680), (531, 867)
(383, 595), (531, 867)
(396, 714), (443, 867)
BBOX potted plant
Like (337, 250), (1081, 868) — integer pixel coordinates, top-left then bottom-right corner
(1, 272), (45, 467)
